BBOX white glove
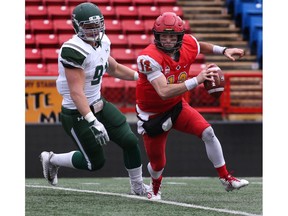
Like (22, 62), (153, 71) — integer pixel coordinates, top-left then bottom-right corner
(85, 112), (110, 146)
(90, 119), (110, 146)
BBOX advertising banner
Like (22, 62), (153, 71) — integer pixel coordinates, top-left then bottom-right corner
(25, 78), (62, 123)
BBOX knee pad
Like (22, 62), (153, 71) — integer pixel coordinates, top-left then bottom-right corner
(201, 126), (215, 143)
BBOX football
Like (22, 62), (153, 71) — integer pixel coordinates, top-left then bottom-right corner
(203, 65), (225, 98)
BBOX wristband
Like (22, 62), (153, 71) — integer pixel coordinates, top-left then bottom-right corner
(133, 72), (139, 80)
(213, 45), (227, 55)
(84, 111), (96, 123)
(184, 77), (198, 91)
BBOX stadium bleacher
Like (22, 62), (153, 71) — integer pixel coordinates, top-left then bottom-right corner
(121, 19), (145, 34)
(105, 19), (123, 34)
(249, 16), (262, 55)
(25, 0), (189, 72)
(137, 6), (161, 20)
(225, 0), (262, 68)
(25, 0), (262, 119)
(241, 2), (262, 40)
(133, 0), (155, 6)
(109, 34), (129, 48)
(35, 34), (59, 48)
(232, 0), (262, 26)
(127, 34), (152, 49)
(26, 34), (36, 48)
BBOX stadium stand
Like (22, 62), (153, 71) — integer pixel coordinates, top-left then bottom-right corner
(109, 34), (129, 49)
(124, 80), (137, 105)
(26, 48), (42, 64)
(26, 0), (43, 6)
(98, 6), (117, 19)
(46, 63), (59, 76)
(26, 34), (36, 48)
(110, 48), (136, 64)
(30, 19), (54, 34)
(255, 30), (262, 69)
(52, 19), (74, 34)
(35, 34), (59, 48)
(115, 6), (139, 20)
(58, 34), (73, 46)
(123, 63), (138, 70)
(88, 0), (111, 6)
(132, 0), (155, 6)
(121, 20), (145, 34)
(233, 0), (262, 27)
(241, 3), (262, 40)
(143, 19), (156, 34)
(105, 19), (123, 34)
(159, 6), (183, 17)
(64, 0), (87, 6)
(183, 20), (192, 34)
(25, 0), (263, 120)
(224, 0), (262, 68)
(155, 0), (177, 6)
(26, 63), (47, 76)
(249, 16), (262, 54)
(43, 0), (66, 6)
(41, 48), (60, 64)
(110, 0), (133, 6)
(47, 5), (70, 20)
(101, 77), (126, 105)
(127, 34), (152, 49)
(25, 20), (31, 34)
(138, 6), (161, 20)
(25, 6), (48, 20)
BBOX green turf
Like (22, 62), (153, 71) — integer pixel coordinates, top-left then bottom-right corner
(25, 177), (262, 216)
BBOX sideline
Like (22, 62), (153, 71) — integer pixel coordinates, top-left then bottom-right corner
(26, 184), (261, 216)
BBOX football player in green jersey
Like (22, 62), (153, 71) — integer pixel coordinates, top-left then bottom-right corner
(39, 2), (148, 196)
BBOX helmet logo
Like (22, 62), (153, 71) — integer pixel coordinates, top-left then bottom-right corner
(89, 15), (101, 21)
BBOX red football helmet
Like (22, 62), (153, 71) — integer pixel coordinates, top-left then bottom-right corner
(153, 12), (185, 53)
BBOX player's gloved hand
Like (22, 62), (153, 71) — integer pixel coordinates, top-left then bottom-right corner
(85, 112), (110, 146)
(89, 119), (110, 145)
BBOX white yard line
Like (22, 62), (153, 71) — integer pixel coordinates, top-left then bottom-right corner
(26, 184), (261, 216)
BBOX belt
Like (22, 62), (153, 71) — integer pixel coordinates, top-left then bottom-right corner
(62, 99), (104, 115)
(90, 99), (104, 114)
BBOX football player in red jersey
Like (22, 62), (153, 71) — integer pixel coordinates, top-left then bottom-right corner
(136, 12), (249, 200)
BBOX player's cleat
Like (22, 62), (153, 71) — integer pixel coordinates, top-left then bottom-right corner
(219, 174), (249, 192)
(147, 176), (162, 200)
(147, 190), (161, 200)
(39, 151), (59, 186)
(130, 182), (150, 196)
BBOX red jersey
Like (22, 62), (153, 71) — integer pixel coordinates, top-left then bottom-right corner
(136, 34), (200, 113)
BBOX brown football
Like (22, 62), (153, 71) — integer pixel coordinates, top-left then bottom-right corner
(203, 66), (225, 98)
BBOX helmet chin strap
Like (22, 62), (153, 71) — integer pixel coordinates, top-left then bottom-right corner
(83, 37), (101, 48)
(159, 45), (179, 55)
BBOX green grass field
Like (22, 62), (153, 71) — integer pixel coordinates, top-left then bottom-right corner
(26, 177), (262, 216)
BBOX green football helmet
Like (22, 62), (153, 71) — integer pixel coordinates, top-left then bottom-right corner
(71, 2), (105, 46)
